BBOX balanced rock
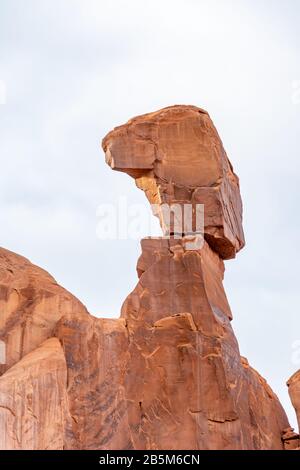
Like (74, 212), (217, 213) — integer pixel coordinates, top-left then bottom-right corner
(0, 105), (295, 450)
(102, 105), (245, 259)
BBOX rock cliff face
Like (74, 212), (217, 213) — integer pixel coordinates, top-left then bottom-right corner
(288, 371), (300, 433)
(0, 247), (88, 377)
(0, 338), (70, 450)
(0, 105), (298, 449)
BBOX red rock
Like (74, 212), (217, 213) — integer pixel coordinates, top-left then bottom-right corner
(0, 241), (289, 450)
(117, 238), (288, 449)
(281, 427), (300, 450)
(54, 314), (130, 449)
(0, 338), (70, 450)
(0, 105), (293, 450)
(0, 247), (88, 376)
(287, 370), (300, 433)
(102, 105), (245, 259)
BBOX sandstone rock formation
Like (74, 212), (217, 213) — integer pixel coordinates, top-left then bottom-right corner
(0, 338), (70, 450)
(102, 105), (245, 259)
(282, 427), (300, 450)
(0, 245), (290, 450)
(0, 247), (88, 376)
(287, 371), (300, 434)
(0, 105), (297, 450)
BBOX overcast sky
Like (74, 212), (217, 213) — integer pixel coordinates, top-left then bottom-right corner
(0, 0), (300, 429)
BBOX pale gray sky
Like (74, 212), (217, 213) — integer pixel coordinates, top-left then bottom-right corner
(0, 0), (300, 428)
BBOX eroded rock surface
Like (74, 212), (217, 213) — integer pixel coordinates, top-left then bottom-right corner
(0, 338), (69, 450)
(282, 426), (300, 450)
(0, 247), (88, 375)
(0, 105), (294, 449)
(0, 242), (289, 450)
(102, 105), (245, 259)
(287, 370), (300, 433)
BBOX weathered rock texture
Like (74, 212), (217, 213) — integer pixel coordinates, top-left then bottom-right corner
(0, 338), (70, 450)
(0, 248), (88, 376)
(0, 244), (290, 450)
(102, 105), (245, 259)
(282, 427), (300, 450)
(0, 105), (296, 450)
(287, 371), (300, 433)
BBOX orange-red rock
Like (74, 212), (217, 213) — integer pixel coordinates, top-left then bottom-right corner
(0, 247), (88, 376)
(282, 427), (300, 450)
(102, 105), (245, 259)
(118, 238), (288, 449)
(0, 105), (294, 450)
(0, 241), (290, 450)
(287, 370), (300, 433)
(0, 338), (70, 450)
